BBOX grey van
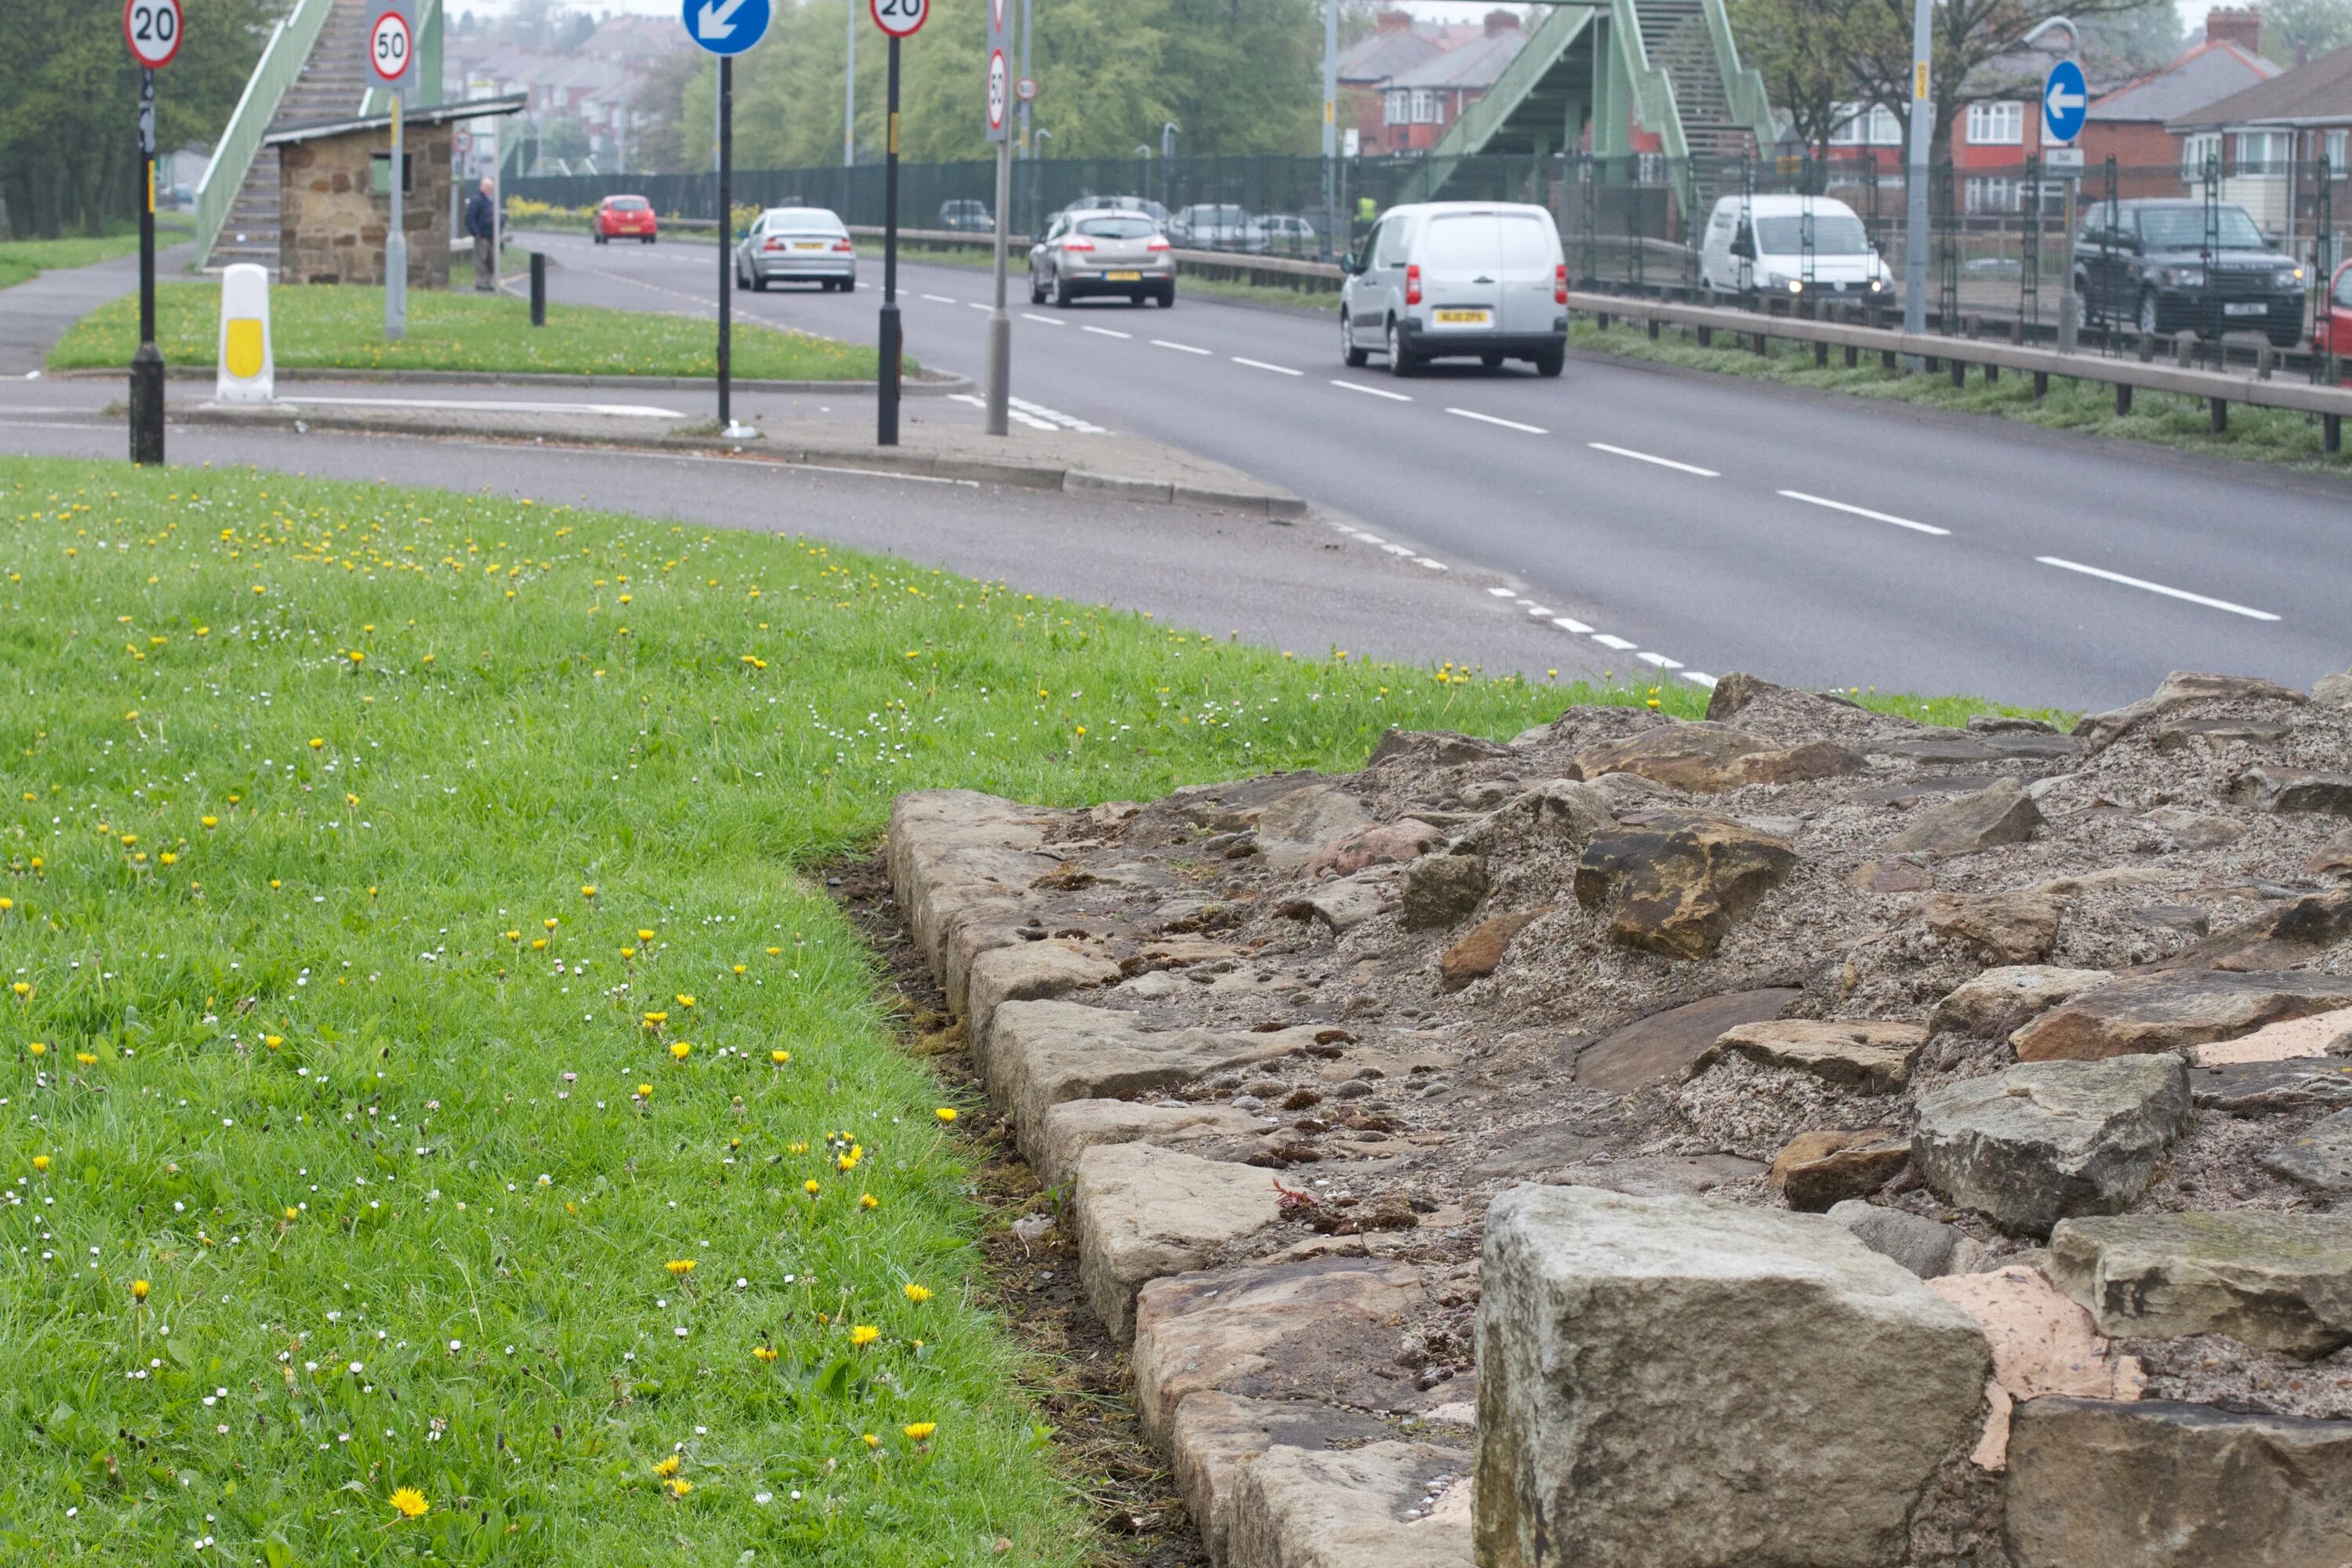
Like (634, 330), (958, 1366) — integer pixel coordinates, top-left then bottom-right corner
(1338, 202), (1568, 376)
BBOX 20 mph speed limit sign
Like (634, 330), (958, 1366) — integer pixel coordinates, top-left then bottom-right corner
(870, 0), (927, 36)
(371, 9), (414, 86)
(124, 0), (183, 69)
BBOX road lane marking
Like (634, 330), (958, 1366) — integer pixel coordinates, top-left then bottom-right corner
(1332, 379), (1411, 401)
(967, 301), (992, 311)
(1524, 605), (1553, 617)
(1083, 325), (1132, 339)
(1588, 441), (1719, 477)
(281, 394), (687, 418)
(1417, 558), (1446, 569)
(1777, 489), (1950, 537)
(1152, 339), (1213, 355)
(1591, 633), (1639, 651)
(921, 293), (959, 304)
(1682, 672), (1719, 688)
(2035, 556), (2281, 622)
(1486, 587), (1517, 597)
(949, 392), (1058, 431)
(1233, 357), (1302, 376)
(1381, 543), (1415, 556)
(1638, 652), (1685, 670)
(1022, 313), (1065, 326)
(1551, 616), (1594, 633)
(1010, 396), (1108, 435)
(1448, 408), (1548, 434)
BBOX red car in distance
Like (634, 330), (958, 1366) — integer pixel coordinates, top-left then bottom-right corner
(2318, 259), (2352, 378)
(594, 196), (658, 245)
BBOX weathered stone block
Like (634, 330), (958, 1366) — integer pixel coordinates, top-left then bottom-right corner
(2012, 970), (2352, 1061)
(1228, 1439), (1470, 1568)
(1911, 1056), (2189, 1236)
(1692, 1018), (1926, 1093)
(1929, 964), (2113, 1040)
(1882, 777), (2043, 857)
(1074, 1143), (1282, 1343)
(1032, 1098), (1266, 1192)
(1398, 853), (1486, 929)
(1166, 1392), (1396, 1566)
(1573, 815), (1797, 960)
(1828, 1200), (1987, 1279)
(2048, 1211), (2352, 1356)
(1769, 1129), (1909, 1210)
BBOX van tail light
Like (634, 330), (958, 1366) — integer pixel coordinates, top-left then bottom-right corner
(1406, 263), (1422, 306)
(1555, 263), (1569, 305)
(1063, 238), (1096, 252)
(1147, 237), (1171, 252)
(832, 238), (855, 252)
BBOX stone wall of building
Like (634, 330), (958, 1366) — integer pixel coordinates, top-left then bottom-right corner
(278, 124), (452, 289)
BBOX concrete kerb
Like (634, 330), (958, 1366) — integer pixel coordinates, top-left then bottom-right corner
(62, 365), (972, 397)
(169, 402), (1306, 519)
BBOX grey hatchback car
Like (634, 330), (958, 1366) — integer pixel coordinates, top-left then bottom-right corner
(1029, 209), (1176, 307)
(734, 207), (858, 292)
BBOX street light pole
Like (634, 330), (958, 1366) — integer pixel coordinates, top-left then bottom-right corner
(844, 0), (855, 168)
(1321, 0), (1338, 263)
(1902, 0), (1932, 344)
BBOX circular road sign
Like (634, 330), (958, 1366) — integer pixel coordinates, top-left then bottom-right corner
(1017, 75), (1037, 103)
(2042, 59), (2088, 144)
(870, 0), (927, 38)
(370, 10), (412, 82)
(987, 49), (1009, 135)
(685, 0), (772, 56)
(124, 0), (183, 69)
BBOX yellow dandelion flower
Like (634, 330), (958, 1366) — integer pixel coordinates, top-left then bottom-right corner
(859, 1193), (878, 1210)
(580, 885), (597, 898)
(862, 1433), (880, 1449)
(200, 816), (217, 829)
(504, 930), (521, 942)
(620, 947), (637, 960)
(666, 1478), (691, 1497)
(903, 1422), (936, 1442)
(285, 1207), (299, 1221)
(771, 1050), (789, 1065)
(902, 1283), (932, 1304)
(674, 993), (695, 1008)
(264, 1035), (282, 1049)
(849, 1325), (880, 1348)
(935, 1108), (957, 1124)
(129, 1278), (149, 1301)
(765, 946), (782, 956)
(531, 938), (548, 951)
(308, 738), (324, 750)
(635, 1083), (653, 1101)
(670, 1041), (691, 1061)
(158, 852), (178, 866)
(74, 1052), (96, 1065)
(753, 1345), (779, 1363)
(389, 1487), (429, 1519)
(652, 1455), (681, 1478)
(11, 981), (31, 997)
(731, 964), (746, 976)
(803, 1179), (821, 1197)
(637, 929), (655, 942)
(543, 918), (558, 931)
(666, 1259), (695, 1277)
(27, 1042), (46, 1058)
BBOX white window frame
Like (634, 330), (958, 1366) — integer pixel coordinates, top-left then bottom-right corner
(1828, 103), (1869, 147)
(2233, 129), (2290, 173)
(1965, 100), (2024, 146)
(1410, 89), (1436, 125)
(1385, 89), (1409, 126)
(1869, 103), (1903, 146)
(2328, 129), (2348, 172)
(2182, 131), (2221, 179)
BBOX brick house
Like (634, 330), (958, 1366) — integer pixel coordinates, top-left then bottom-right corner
(2083, 9), (2278, 196)
(1340, 9), (1526, 158)
(2170, 43), (2352, 242)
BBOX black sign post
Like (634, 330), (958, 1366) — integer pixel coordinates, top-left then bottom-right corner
(870, 0), (927, 446)
(131, 68), (164, 466)
(718, 54), (734, 434)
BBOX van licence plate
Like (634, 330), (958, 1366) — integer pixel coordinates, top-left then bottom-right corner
(1107, 270), (1142, 281)
(2223, 302), (2268, 316)
(1433, 309), (1492, 327)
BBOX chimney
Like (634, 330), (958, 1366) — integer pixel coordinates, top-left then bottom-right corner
(1486, 8), (1523, 34)
(1375, 9), (1412, 34)
(2205, 6), (2261, 54)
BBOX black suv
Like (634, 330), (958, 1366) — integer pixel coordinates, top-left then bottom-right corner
(2074, 198), (2307, 347)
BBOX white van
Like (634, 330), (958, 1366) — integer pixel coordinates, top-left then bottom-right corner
(1339, 201), (1568, 377)
(1697, 194), (1896, 304)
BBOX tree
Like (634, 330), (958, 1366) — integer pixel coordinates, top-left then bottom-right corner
(0, 0), (285, 237)
(2263, 0), (2352, 64)
(2076, 0), (2188, 73)
(1730, 0), (1882, 158)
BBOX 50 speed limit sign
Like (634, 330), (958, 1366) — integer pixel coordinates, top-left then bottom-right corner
(870, 0), (927, 37)
(371, 9), (414, 84)
(124, 0), (183, 69)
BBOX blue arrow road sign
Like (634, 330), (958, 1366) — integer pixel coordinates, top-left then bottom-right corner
(684, 0), (768, 56)
(2043, 60), (2088, 144)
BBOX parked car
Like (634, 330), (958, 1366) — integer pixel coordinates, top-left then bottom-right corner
(1339, 201), (1567, 376)
(2074, 198), (2306, 346)
(938, 199), (993, 233)
(1261, 214), (1319, 255)
(2317, 258), (2352, 374)
(1167, 204), (1269, 253)
(1697, 194), (1893, 303)
(1029, 208), (1175, 307)
(734, 207), (857, 292)
(594, 194), (658, 244)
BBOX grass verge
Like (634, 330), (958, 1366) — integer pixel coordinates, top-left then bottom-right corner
(1565, 316), (2352, 474)
(48, 282), (900, 382)
(0, 216), (198, 292)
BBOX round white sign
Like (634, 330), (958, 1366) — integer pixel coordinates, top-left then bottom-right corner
(987, 49), (1008, 133)
(370, 11), (412, 83)
(870, 0), (927, 38)
(124, 0), (183, 68)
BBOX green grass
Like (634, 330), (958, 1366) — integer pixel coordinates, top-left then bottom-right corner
(0, 216), (197, 292)
(1566, 317), (2352, 474)
(49, 282), (899, 382)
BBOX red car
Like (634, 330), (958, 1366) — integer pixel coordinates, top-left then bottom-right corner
(594, 195), (658, 245)
(2318, 258), (2352, 376)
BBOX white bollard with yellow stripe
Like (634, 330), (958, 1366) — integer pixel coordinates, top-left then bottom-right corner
(215, 263), (275, 403)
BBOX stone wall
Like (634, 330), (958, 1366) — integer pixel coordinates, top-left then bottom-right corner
(277, 124), (452, 289)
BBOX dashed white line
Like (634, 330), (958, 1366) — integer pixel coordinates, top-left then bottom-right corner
(1332, 379), (1412, 402)
(2035, 557), (2281, 622)
(1486, 587), (1517, 597)
(1083, 325), (1133, 339)
(1777, 489), (1951, 537)
(1022, 313), (1065, 326)
(1551, 616), (1594, 634)
(1588, 442), (1719, 477)
(967, 301), (993, 312)
(1682, 672), (1719, 689)
(920, 293), (959, 304)
(1448, 408), (1548, 435)
(1637, 652), (1685, 670)
(1380, 543), (1416, 557)
(1233, 357), (1303, 376)
(1416, 558), (1446, 570)
(1524, 605), (1554, 618)
(1008, 396), (1108, 435)
(1352, 532), (1385, 544)
(1152, 339), (1213, 355)
(1590, 633), (1639, 651)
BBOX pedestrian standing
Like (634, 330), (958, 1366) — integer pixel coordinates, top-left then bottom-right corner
(464, 177), (497, 293)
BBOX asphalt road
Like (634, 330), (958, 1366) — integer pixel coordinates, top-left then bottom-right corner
(513, 227), (2352, 711)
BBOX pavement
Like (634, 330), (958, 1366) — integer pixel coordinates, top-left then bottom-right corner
(0, 238), (198, 375)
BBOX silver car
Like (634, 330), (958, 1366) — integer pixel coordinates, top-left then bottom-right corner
(1167, 203), (1269, 254)
(1029, 208), (1176, 307)
(734, 207), (858, 292)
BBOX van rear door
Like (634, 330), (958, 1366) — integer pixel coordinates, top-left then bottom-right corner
(1417, 211), (1501, 337)
(1497, 212), (1561, 336)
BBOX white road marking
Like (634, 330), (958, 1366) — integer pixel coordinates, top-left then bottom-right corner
(1682, 672), (1719, 689)
(1591, 633), (1639, 651)
(1777, 489), (1951, 537)
(1332, 379), (1411, 402)
(2035, 556), (2281, 622)
(1448, 408), (1548, 434)
(967, 301), (992, 312)
(1551, 616), (1594, 634)
(1022, 313), (1065, 326)
(1381, 543), (1415, 556)
(1588, 441), (1719, 477)
(281, 395), (687, 418)
(1083, 325), (1132, 339)
(1524, 605), (1553, 617)
(1232, 357), (1302, 376)
(1152, 339), (1213, 355)
(1352, 532), (1385, 544)
(1009, 396), (1108, 435)
(1417, 558), (1446, 570)
(1638, 652), (1685, 670)
(921, 293), (959, 304)
(949, 392), (1058, 430)
(1486, 587), (1517, 597)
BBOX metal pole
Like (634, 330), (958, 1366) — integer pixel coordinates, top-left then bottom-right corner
(844, 0), (856, 168)
(879, 35), (902, 447)
(1902, 0), (1933, 348)
(387, 91), (408, 339)
(985, 132), (1012, 436)
(1320, 0), (1338, 263)
(130, 67), (164, 466)
(1019, 0), (1033, 158)
(717, 55), (733, 433)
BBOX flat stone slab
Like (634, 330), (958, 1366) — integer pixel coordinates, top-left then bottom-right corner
(1692, 1018), (1926, 1094)
(1166, 1392), (1399, 1566)
(2187, 1004), (2352, 1065)
(1912, 1056), (2190, 1236)
(1573, 988), (1802, 1091)
(2012, 971), (2352, 1062)
(1540, 1152), (1766, 1197)
(1570, 721), (1863, 793)
(884, 789), (1060, 1011)
(2049, 1211), (2352, 1356)
(2261, 1108), (2352, 1193)
(1276, 871), (1392, 933)
(1074, 1143), (1284, 1344)
(1924, 1265), (2146, 1470)
(1882, 776), (2043, 857)
(1930, 965), (2114, 1040)
(2071, 670), (2308, 753)
(2231, 767), (2352, 816)
(964, 940), (1122, 1053)
(1229, 1439), (1472, 1568)
(1921, 887), (2066, 963)
(2006, 1396), (2352, 1568)
(1474, 1185), (1990, 1568)
(1132, 1255), (1428, 1443)
(1032, 1098), (1267, 1192)
(1769, 1129), (1910, 1210)
(2190, 1057), (2352, 1116)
